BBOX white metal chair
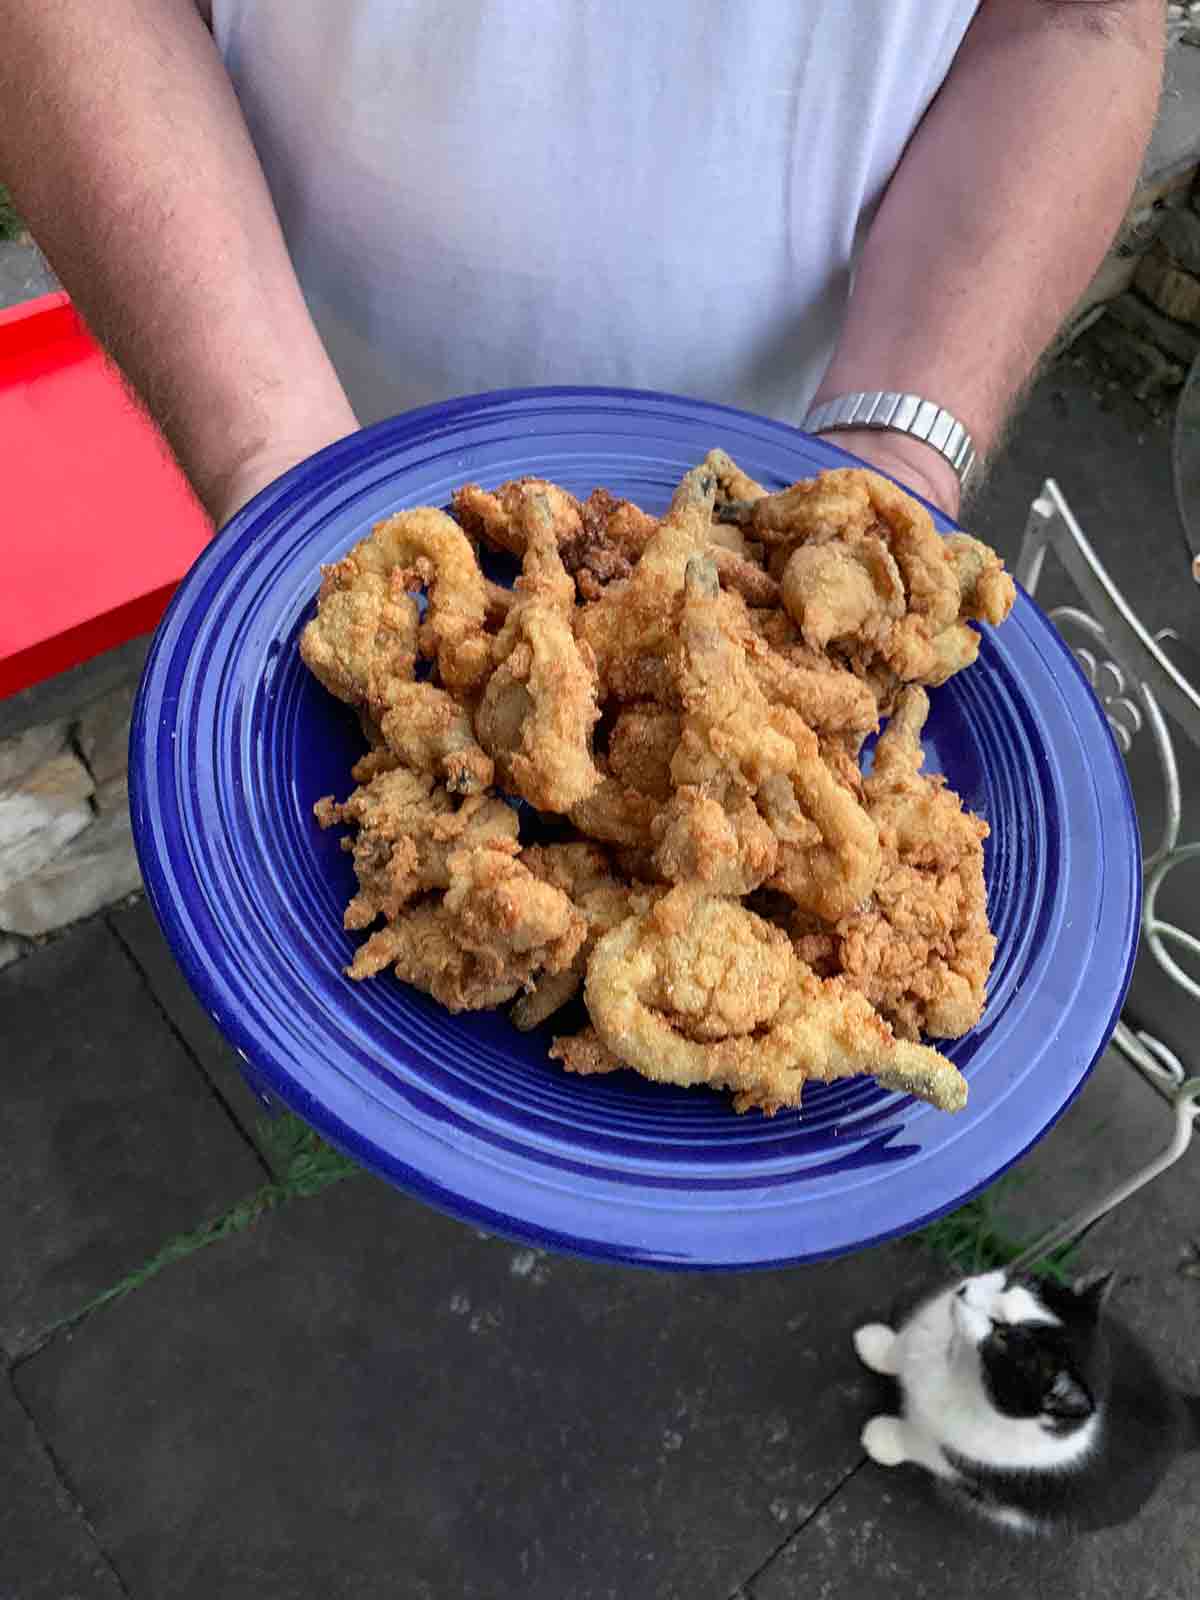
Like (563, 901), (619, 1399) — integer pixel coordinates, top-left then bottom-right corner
(1007, 482), (1199, 1271)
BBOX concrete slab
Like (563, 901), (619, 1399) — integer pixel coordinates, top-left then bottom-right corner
(0, 918), (266, 1357)
(13, 1173), (935, 1600)
(0, 1373), (124, 1600)
(988, 1048), (1179, 1245)
(748, 1448), (1200, 1600)
(107, 897), (279, 1168)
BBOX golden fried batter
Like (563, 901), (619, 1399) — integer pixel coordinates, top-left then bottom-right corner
(476, 490), (601, 812)
(379, 683), (494, 795)
(315, 767), (519, 929)
(304, 453), (1010, 1117)
(334, 506), (491, 693)
(584, 891), (966, 1113)
(299, 572), (419, 709)
(574, 462), (718, 702)
(834, 686), (994, 1039)
(347, 845), (586, 1010)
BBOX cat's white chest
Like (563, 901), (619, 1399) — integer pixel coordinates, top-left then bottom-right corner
(893, 1289), (975, 1478)
(896, 1286), (1097, 1475)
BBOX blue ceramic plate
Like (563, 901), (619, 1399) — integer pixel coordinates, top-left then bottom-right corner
(130, 389), (1140, 1269)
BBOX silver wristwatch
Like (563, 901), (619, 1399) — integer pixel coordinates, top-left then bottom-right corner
(801, 392), (977, 491)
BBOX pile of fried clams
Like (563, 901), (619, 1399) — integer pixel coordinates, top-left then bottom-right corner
(300, 451), (1016, 1116)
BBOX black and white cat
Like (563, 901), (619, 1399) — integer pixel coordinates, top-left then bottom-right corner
(852, 1269), (1200, 1534)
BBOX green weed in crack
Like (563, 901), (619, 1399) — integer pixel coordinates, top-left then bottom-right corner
(917, 1170), (1078, 1283)
(58, 1115), (361, 1325)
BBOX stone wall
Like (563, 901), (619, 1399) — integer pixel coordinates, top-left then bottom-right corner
(1076, 180), (1200, 401)
(0, 681), (141, 968)
(1057, 22), (1200, 397)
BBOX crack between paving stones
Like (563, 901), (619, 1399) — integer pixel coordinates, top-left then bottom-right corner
(9, 1116), (362, 1367)
(727, 1457), (868, 1600)
(105, 909), (274, 1181)
(6, 1365), (134, 1598)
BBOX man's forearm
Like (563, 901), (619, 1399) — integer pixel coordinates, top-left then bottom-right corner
(0, 0), (356, 523)
(814, 0), (1163, 511)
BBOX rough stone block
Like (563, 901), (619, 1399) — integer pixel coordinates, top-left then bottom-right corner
(1135, 245), (1200, 327)
(93, 772), (129, 816)
(76, 683), (134, 786)
(1155, 203), (1200, 275)
(0, 808), (141, 936)
(0, 720), (67, 788)
(0, 750), (95, 895)
(1106, 290), (1200, 368)
(1090, 322), (1185, 398)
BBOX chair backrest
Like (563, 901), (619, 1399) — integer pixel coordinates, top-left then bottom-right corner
(1014, 479), (1200, 1009)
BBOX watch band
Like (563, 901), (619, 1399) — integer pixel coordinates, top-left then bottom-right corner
(802, 392), (977, 490)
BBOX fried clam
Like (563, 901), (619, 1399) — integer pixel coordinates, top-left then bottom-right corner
(669, 556), (798, 792)
(378, 682), (494, 795)
(722, 468), (962, 678)
(313, 767), (519, 930)
(650, 786), (778, 897)
(549, 1026), (625, 1077)
(347, 843), (586, 1007)
(510, 842), (660, 1030)
(834, 685), (994, 1040)
(574, 461), (718, 702)
(759, 714), (881, 923)
(567, 767), (661, 848)
(299, 567), (420, 709)
(710, 545), (779, 607)
(332, 505), (490, 694)
(569, 487), (661, 596)
(671, 557), (879, 921)
(453, 476), (659, 598)
(944, 532), (1017, 626)
(452, 476), (584, 559)
(704, 446), (768, 508)
(780, 535), (906, 653)
(737, 615), (880, 743)
(475, 489), (602, 812)
(606, 705), (681, 800)
(913, 532), (1017, 689)
(583, 890), (966, 1113)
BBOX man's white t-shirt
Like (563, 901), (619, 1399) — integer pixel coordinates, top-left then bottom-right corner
(213, 2), (979, 427)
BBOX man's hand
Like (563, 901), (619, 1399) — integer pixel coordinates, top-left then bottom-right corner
(813, 428), (962, 521)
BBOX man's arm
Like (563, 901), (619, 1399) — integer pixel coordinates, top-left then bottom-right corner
(0, 0), (357, 526)
(812, 0), (1163, 516)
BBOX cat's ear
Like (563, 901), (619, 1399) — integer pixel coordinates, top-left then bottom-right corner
(1043, 1368), (1093, 1422)
(1072, 1269), (1116, 1319)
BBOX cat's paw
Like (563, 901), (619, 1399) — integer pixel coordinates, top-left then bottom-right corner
(862, 1415), (907, 1467)
(853, 1322), (898, 1375)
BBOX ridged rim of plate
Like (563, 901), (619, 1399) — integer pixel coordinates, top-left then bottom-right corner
(130, 388), (1141, 1269)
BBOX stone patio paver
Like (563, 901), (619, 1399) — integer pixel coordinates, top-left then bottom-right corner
(1, 918), (265, 1357)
